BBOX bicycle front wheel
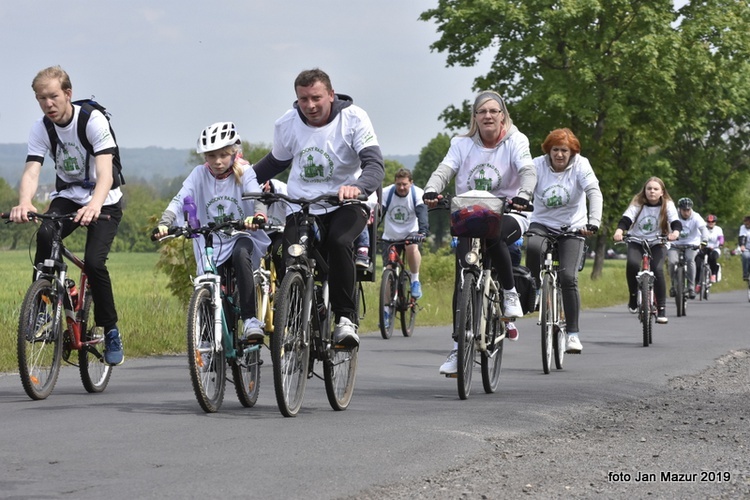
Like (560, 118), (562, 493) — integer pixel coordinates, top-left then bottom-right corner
(456, 274), (477, 400)
(17, 278), (63, 400)
(78, 293), (112, 393)
(701, 266), (711, 301)
(553, 284), (566, 370)
(379, 269), (397, 339)
(324, 344), (359, 411)
(540, 274), (554, 374)
(480, 285), (503, 393)
(675, 266), (685, 317)
(640, 280), (652, 347)
(272, 271), (311, 417)
(399, 271), (417, 337)
(187, 286), (226, 413)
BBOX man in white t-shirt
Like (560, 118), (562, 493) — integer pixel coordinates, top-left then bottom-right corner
(252, 69), (385, 347)
(667, 197), (708, 298)
(381, 168), (428, 298)
(10, 66), (124, 366)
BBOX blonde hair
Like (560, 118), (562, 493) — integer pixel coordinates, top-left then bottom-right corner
(205, 144), (246, 185)
(32, 65), (71, 92)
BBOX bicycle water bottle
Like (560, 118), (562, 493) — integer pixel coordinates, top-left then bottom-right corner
(183, 195), (200, 229)
(65, 278), (78, 308)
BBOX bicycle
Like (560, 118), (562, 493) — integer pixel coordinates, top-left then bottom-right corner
(696, 248), (712, 301)
(378, 237), (421, 339)
(244, 191), (365, 417)
(2, 211), (113, 400)
(525, 227), (584, 374)
(620, 236), (667, 347)
(670, 244), (698, 317)
(153, 219), (265, 413)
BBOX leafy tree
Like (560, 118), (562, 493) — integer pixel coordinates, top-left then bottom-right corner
(421, 0), (750, 278)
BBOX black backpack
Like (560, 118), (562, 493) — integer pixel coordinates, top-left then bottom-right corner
(43, 99), (125, 192)
(513, 265), (537, 315)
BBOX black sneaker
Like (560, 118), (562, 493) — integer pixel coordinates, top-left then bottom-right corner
(656, 308), (668, 324)
(628, 295), (638, 314)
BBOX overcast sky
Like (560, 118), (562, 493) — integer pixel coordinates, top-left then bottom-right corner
(0, 1), (493, 156)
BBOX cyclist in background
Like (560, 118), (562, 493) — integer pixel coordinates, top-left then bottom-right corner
(613, 177), (680, 324)
(525, 128), (602, 354)
(667, 198), (708, 299)
(697, 214), (723, 285)
(154, 122), (270, 342)
(422, 90), (536, 375)
(380, 168), (428, 299)
(738, 216), (750, 281)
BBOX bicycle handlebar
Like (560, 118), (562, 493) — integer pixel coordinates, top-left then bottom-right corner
(1, 211), (111, 223)
(424, 194), (534, 213)
(151, 219), (247, 242)
(242, 191), (368, 209)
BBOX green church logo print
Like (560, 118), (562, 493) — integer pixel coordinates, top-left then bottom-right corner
(541, 184), (570, 208)
(466, 163), (501, 192)
(298, 147), (334, 183)
(639, 216), (657, 234)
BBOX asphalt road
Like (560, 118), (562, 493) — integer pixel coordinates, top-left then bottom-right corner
(1, 289), (748, 499)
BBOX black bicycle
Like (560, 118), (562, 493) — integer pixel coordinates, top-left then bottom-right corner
(670, 244), (698, 317)
(378, 237), (421, 339)
(244, 191), (366, 417)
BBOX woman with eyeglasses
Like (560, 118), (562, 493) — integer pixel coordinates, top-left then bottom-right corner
(422, 90), (536, 375)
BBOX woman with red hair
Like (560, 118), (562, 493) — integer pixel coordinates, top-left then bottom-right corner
(525, 128), (602, 354)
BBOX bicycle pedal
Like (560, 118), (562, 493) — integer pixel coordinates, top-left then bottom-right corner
(444, 373), (458, 379)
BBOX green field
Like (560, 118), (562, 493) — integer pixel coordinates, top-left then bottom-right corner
(1, 250), (745, 373)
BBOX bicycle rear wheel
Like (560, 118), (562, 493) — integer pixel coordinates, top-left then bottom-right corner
(379, 269), (397, 339)
(272, 271), (311, 417)
(540, 274), (554, 374)
(324, 344), (359, 411)
(675, 266), (685, 317)
(456, 274), (477, 400)
(480, 285), (503, 393)
(553, 285), (566, 369)
(78, 292), (112, 393)
(187, 286), (226, 413)
(399, 271), (416, 337)
(17, 279), (63, 400)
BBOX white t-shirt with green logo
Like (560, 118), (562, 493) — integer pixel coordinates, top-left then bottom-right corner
(441, 126), (533, 198)
(530, 154), (599, 231)
(623, 201), (679, 243)
(675, 211), (707, 246)
(381, 184), (425, 241)
(270, 105), (379, 214)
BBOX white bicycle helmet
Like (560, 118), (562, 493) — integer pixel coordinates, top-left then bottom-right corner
(196, 122), (241, 153)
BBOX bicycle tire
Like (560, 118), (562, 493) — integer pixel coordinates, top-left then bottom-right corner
(640, 280), (652, 347)
(272, 271), (311, 417)
(78, 292), (112, 393)
(17, 278), (63, 400)
(456, 273), (477, 400)
(324, 342), (359, 411)
(540, 274), (554, 374)
(480, 282), (503, 393)
(701, 266), (711, 301)
(379, 269), (397, 339)
(553, 284), (565, 369)
(399, 271), (416, 337)
(187, 286), (226, 413)
(232, 345), (261, 408)
(675, 266), (685, 317)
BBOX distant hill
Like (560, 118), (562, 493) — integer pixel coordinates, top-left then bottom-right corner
(0, 143), (418, 188)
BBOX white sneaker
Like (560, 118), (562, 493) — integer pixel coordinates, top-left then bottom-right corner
(242, 317), (265, 342)
(566, 334), (582, 354)
(502, 291), (524, 318)
(439, 349), (458, 375)
(333, 317), (360, 347)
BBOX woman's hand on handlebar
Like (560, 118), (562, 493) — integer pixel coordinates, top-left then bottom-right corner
(422, 191), (442, 209)
(613, 228), (624, 242)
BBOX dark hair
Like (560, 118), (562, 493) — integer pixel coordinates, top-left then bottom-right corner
(394, 168), (412, 182)
(294, 68), (332, 91)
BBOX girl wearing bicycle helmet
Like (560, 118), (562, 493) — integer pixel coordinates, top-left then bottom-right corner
(155, 122), (270, 341)
(613, 177), (681, 324)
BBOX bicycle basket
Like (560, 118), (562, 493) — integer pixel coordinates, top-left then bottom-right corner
(450, 191), (505, 239)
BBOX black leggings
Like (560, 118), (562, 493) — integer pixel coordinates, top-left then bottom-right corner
(626, 242), (667, 310)
(451, 216), (523, 333)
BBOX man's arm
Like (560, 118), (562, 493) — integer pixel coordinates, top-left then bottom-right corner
(253, 153), (292, 184)
(353, 145), (385, 196)
(10, 161), (42, 223)
(415, 204), (429, 235)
